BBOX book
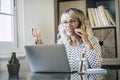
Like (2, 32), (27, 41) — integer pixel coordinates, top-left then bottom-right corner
(104, 8), (115, 25)
(96, 8), (104, 26)
(98, 5), (110, 26)
(87, 5), (115, 27)
(94, 8), (101, 27)
(87, 8), (95, 27)
(97, 6), (106, 26)
(91, 8), (98, 27)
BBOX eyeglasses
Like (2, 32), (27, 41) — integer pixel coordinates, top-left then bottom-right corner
(61, 19), (78, 26)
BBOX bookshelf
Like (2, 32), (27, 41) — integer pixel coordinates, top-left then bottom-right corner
(86, 0), (120, 65)
(57, 0), (120, 65)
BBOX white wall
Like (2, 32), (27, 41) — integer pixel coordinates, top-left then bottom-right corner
(19, 0), (56, 72)
(24, 0), (55, 45)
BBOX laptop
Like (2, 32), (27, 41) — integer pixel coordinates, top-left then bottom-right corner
(30, 72), (70, 80)
(24, 44), (71, 72)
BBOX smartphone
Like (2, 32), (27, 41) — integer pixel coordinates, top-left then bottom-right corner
(75, 21), (82, 38)
(76, 21), (82, 29)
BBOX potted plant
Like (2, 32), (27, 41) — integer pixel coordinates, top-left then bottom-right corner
(7, 52), (20, 76)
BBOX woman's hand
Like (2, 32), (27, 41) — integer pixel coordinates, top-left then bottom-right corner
(75, 27), (94, 50)
(75, 26), (88, 42)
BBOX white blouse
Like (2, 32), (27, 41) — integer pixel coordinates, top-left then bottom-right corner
(64, 36), (102, 71)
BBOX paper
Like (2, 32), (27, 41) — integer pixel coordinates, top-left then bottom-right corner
(86, 68), (107, 74)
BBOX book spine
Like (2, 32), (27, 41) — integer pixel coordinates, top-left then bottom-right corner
(88, 8), (95, 27)
(91, 8), (98, 27)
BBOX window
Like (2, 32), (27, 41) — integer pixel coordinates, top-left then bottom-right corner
(0, 0), (14, 42)
(0, 0), (24, 54)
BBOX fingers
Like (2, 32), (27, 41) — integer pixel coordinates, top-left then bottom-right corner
(75, 29), (82, 37)
(75, 28), (85, 34)
(75, 31), (82, 36)
(82, 24), (86, 30)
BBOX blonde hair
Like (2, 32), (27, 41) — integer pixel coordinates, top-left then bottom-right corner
(57, 8), (93, 44)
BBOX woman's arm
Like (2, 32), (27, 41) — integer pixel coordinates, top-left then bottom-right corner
(86, 36), (102, 68)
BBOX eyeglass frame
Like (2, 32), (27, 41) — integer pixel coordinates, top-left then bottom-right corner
(61, 18), (82, 28)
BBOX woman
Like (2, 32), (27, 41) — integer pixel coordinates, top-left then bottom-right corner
(57, 8), (102, 71)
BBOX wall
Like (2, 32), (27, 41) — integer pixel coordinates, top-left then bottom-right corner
(24, 0), (56, 45)
(0, 0), (56, 72)
(22, 0), (56, 71)
(59, 1), (86, 23)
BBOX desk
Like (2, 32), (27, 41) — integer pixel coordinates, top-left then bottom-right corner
(0, 69), (119, 80)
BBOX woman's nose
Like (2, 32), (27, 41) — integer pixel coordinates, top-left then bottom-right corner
(66, 22), (71, 27)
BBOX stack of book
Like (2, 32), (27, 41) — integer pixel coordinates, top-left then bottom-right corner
(87, 5), (115, 27)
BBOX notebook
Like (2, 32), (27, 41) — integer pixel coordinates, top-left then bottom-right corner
(24, 44), (71, 72)
(87, 68), (107, 74)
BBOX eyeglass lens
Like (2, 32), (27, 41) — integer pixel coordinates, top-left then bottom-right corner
(62, 19), (77, 26)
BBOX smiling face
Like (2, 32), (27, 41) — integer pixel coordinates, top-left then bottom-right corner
(62, 18), (79, 36)
(59, 8), (93, 42)
(60, 8), (83, 37)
